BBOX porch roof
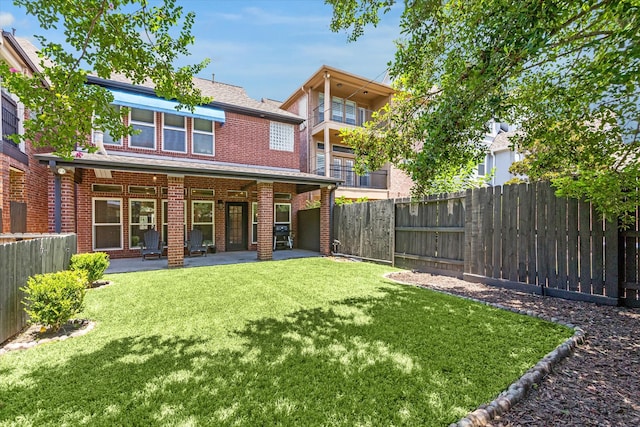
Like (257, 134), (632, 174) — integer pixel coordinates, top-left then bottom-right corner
(35, 151), (341, 191)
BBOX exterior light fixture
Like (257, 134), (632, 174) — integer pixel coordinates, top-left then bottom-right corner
(57, 167), (66, 175)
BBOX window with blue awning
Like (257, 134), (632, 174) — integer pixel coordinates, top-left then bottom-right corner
(108, 90), (225, 124)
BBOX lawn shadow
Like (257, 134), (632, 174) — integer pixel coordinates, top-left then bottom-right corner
(0, 285), (566, 426)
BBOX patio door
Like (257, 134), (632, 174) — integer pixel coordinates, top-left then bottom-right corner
(225, 202), (248, 251)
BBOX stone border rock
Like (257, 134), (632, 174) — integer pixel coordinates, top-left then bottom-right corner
(384, 273), (586, 427)
(0, 320), (96, 356)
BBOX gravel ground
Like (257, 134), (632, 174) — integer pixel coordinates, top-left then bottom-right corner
(389, 271), (640, 427)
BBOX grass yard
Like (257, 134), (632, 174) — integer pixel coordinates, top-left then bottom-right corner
(0, 258), (572, 426)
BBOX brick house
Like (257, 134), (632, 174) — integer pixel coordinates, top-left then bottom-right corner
(2, 33), (339, 267)
(0, 31), (50, 234)
(281, 65), (413, 202)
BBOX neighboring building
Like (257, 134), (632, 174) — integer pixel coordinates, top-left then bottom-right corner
(281, 65), (413, 201)
(0, 30), (50, 234)
(3, 33), (340, 266)
(477, 121), (524, 186)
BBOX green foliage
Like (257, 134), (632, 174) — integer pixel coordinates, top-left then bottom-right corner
(335, 196), (370, 206)
(328, 0), (640, 222)
(21, 270), (87, 331)
(2, 259), (571, 425)
(69, 252), (110, 285)
(0, 0), (210, 159)
(334, 195), (353, 205)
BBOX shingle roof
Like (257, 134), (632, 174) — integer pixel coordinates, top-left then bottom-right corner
(34, 151), (341, 187)
(490, 130), (518, 153)
(103, 73), (301, 121)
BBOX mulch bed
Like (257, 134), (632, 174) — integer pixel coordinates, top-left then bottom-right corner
(390, 271), (640, 426)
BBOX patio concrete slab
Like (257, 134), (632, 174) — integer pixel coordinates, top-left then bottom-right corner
(106, 249), (322, 274)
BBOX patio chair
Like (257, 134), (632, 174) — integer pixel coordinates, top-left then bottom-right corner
(188, 229), (207, 257)
(141, 229), (162, 260)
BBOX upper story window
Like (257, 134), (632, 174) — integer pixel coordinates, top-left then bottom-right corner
(163, 113), (186, 153)
(270, 121), (294, 152)
(130, 108), (155, 149)
(193, 118), (214, 155)
(1, 91), (19, 146)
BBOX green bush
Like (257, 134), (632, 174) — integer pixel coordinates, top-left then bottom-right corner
(69, 252), (110, 285)
(21, 270), (87, 331)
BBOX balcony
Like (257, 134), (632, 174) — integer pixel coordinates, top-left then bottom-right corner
(2, 91), (19, 147)
(311, 105), (373, 128)
(315, 166), (387, 189)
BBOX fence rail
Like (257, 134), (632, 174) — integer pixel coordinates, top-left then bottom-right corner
(0, 234), (77, 344)
(332, 183), (640, 307)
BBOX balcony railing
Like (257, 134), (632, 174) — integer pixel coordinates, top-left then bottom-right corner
(311, 105), (374, 128)
(1, 92), (19, 147)
(315, 166), (388, 189)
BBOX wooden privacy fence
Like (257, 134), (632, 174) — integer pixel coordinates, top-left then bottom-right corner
(332, 183), (640, 308)
(0, 234), (77, 344)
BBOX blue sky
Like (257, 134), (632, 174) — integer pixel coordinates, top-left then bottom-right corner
(0, 0), (401, 102)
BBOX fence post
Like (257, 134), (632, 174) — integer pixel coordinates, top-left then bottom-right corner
(390, 199), (396, 266)
(464, 189), (473, 275)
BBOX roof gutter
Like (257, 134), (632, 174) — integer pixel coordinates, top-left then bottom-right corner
(35, 153), (341, 187)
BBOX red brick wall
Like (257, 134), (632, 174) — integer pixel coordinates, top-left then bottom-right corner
(319, 187), (331, 255)
(388, 166), (414, 199)
(257, 181), (274, 260)
(167, 175), (184, 268)
(0, 140), (49, 233)
(101, 112), (300, 170)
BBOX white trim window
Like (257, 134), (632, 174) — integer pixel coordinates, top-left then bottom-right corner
(163, 113), (186, 153)
(192, 118), (214, 155)
(275, 203), (291, 227)
(130, 108), (155, 149)
(251, 202), (258, 244)
(191, 200), (215, 243)
(162, 200), (187, 245)
(269, 121), (294, 152)
(129, 199), (156, 249)
(93, 198), (122, 250)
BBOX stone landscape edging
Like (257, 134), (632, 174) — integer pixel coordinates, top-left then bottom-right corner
(0, 320), (96, 356)
(384, 273), (586, 427)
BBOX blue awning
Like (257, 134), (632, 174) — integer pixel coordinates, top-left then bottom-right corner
(109, 90), (225, 123)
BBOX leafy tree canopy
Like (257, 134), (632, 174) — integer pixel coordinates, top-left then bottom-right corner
(0, 0), (210, 159)
(328, 0), (640, 224)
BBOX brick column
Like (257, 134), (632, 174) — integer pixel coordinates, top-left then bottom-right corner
(60, 170), (76, 233)
(167, 175), (185, 268)
(320, 186), (332, 255)
(257, 181), (273, 261)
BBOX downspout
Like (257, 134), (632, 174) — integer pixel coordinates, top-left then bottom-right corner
(329, 185), (335, 253)
(49, 160), (62, 233)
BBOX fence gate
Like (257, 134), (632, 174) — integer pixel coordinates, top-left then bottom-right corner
(395, 193), (465, 277)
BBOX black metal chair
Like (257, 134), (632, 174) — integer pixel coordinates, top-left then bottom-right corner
(188, 229), (207, 257)
(141, 229), (162, 260)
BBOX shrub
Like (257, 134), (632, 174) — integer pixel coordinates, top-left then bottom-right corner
(21, 270), (87, 331)
(69, 252), (110, 285)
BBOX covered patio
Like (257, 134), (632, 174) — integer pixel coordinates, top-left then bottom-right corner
(35, 152), (340, 267)
(105, 248), (323, 274)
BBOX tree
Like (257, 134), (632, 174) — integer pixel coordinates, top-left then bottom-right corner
(0, 0), (210, 159)
(328, 0), (640, 224)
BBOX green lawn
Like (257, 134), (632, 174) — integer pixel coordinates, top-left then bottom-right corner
(0, 258), (571, 426)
